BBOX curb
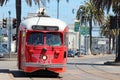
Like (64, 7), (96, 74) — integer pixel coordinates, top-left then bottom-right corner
(104, 61), (120, 66)
(4, 53), (17, 58)
(0, 73), (15, 80)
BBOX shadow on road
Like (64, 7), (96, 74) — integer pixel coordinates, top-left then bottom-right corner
(0, 69), (62, 78)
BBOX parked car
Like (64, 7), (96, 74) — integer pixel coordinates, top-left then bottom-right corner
(0, 46), (8, 58)
(75, 49), (86, 57)
(68, 50), (75, 57)
(92, 48), (100, 55)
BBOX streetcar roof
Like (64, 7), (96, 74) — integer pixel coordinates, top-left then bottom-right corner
(20, 17), (67, 31)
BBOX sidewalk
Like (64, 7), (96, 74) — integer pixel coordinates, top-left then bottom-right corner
(0, 73), (15, 80)
(79, 53), (114, 58)
(4, 53), (17, 58)
(80, 53), (120, 66)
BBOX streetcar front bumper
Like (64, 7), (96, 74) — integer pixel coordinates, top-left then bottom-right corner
(24, 62), (66, 68)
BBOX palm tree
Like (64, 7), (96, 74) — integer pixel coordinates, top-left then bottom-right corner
(92, 0), (120, 62)
(76, 1), (104, 54)
(16, 0), (21, 52)
(100, 15), (116, 54)
(16, 0), (46, 52)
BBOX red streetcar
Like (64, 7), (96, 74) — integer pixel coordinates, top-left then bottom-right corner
(18, 16), (68, 74)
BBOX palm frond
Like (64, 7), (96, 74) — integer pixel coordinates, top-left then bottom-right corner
(66, 0), (69, 2)
(34, 0), (40, 5)
(0, 0), (9, 6)
(92, 0), (120, 14)
(112, 2), (120, 15)
(26, 0), (32, 6)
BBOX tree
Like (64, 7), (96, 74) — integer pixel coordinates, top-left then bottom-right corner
(100, 15), (116, 54)
(76, 1), (104, 54)
(92, 0), (120, 63)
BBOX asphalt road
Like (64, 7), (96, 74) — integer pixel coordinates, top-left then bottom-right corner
(0, 54), (120, 80)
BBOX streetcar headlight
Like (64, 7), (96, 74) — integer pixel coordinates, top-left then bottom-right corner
(42, 55), (47, 60)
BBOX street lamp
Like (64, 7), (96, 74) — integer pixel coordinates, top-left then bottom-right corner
(85, 14), (88, 55)
(78, 9), (83, 57)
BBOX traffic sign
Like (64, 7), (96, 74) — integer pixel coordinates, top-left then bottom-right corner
(80, 25), (89, 35)
(74, 20), (80, 32)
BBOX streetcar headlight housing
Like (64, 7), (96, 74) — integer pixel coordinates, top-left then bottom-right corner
(54, 50), (60, 58)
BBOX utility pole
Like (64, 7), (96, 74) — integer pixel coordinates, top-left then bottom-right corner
(57, 0), (60, 19)
(78, 9), (82, 57)
(8, 11), (11, 58)
(85, 15), (87, 55)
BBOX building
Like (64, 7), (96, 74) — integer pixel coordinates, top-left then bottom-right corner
(68, 24), (79, 51)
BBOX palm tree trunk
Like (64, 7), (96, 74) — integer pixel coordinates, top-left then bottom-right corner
(15, 0), (21, 52)
(115, 34), (120, 62)
(109, 35), (111, 54)
(112, 36), (115, 50)
(89, 18), (92, 54)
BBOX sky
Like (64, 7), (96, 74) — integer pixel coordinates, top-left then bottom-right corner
(0, 0), (86, 24)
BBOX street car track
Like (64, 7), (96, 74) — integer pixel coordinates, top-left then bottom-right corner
(29, 77), (63, 80)
(75, 63), (120, 80)
(91, 64), (120, 75)
(24, 71), (63, 80)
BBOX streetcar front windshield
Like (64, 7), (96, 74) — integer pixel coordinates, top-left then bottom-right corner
(28, 32), (44, 45)
(46, 33), (62, 46)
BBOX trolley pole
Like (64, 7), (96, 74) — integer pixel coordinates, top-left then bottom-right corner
(8, 11), (11, 58)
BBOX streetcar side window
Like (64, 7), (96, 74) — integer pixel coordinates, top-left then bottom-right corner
(28, 32), (44, 45)
(46, 33), (62, 46)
